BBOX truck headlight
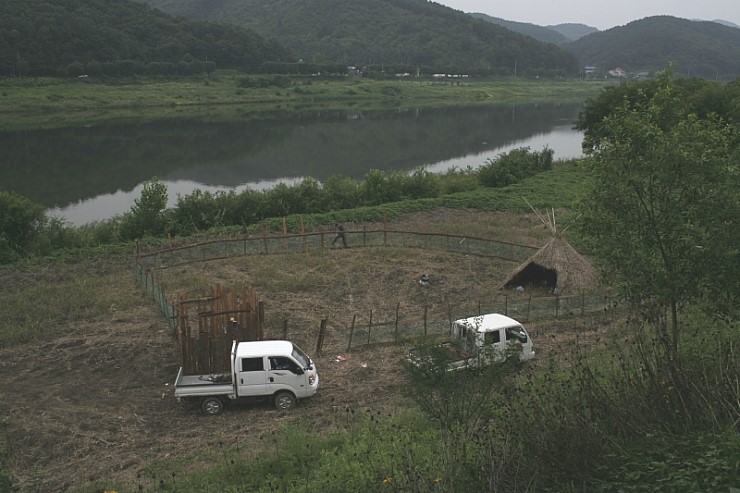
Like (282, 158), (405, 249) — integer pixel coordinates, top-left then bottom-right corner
(308, 374), (316, 385)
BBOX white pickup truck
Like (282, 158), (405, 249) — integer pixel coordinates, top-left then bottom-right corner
(408, 313), (535, 371)
(174, 340), (319, 415)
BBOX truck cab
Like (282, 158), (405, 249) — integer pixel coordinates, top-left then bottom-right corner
(233, 340), (319, 406)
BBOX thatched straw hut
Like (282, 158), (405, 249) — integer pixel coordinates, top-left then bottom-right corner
(501, 233), (598, 294)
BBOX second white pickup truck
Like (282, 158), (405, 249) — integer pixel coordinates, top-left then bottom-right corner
(174, 340), (319, 415)
(408, 313), (535, 371)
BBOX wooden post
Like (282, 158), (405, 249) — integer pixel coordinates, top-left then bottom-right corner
(555, 294), (560, 318)
(581, 291), (585, 317)
(260, 222), (268, 255)
(258, 300), (265, 340)
(300, 217), (307, 253)
(423, 306), (428, 337)
(282, 218), (288, 252)
(383, 214), (388, 246)
(347, 314), (357, 351)
(282, 319), (288, 340)
(363, 225), (367, 247)
(316, 318), (327, 355)
(527, 293), (532, 321)
(394, 302), (400, 343)
(367, 309), (373, 345)
(478, 300), (481, 316)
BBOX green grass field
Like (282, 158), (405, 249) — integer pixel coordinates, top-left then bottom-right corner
(0, 75), (609, 130)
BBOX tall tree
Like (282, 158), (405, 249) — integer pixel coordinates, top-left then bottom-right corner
(578, 69), (739, 353)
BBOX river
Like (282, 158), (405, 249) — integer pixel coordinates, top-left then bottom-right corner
(0, 102), (585, 225)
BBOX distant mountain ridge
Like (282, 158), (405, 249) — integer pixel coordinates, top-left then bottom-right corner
(546, 23), (599, 41)
(470, 14), (599, 44)
(468, 13), (739, 79)
(712, 19), (740, 29)
(469, 13), (572, 44)
(141, 0), (578, 75)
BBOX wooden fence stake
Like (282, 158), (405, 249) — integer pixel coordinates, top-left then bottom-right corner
(282, 319), (288, 340)
(367, 309), (373, 345)
(581, 291), (585, 316)
(394, 302), (400, 343)
(347, 314), (356, 351)
(300, 217), (306, 252)
(316, 318), (327, 355)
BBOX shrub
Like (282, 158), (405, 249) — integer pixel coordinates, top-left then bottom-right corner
(0, 191), (45, 261)
(401, 168), (441, 200)
(322, 175), (363, 211)
(120, 178), (170, 240)
(478, 146), (554, 188)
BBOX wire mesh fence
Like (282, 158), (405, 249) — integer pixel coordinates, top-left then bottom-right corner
(135, 226), (613, 354)
(136, 228), (539, 272)
(304, 291), (615, 353)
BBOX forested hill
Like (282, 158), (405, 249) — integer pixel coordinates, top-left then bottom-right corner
(141, 0), (579, 76)
(565, 16), (740, 79)
(0, 0), (293, 77)
(469, 13), (570, 45)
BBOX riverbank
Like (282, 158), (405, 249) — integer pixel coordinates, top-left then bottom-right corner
(0, 75), (609, 130)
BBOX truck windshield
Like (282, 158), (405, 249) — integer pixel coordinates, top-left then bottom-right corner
(292, 345), (312, 369)
(505, 326), (528, 343)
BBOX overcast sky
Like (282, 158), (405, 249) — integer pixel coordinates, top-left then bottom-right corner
(435, 0), (740, 31)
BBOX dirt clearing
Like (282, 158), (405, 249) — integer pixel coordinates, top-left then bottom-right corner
(0, 210), (612, 492)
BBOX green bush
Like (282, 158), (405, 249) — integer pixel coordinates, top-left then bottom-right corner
(0, 191), (45, 261)
(595, 429), (740, 493)
(120, 178), (170, 240)
(401, 168), (441, 200)
(362, 169), (404, 205)
(478, 146), (554, 188)
(173, 189), (235, 234)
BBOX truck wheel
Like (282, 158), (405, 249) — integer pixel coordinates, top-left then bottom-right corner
(273, 391), (297, 410)
(201, 396), (224, 415)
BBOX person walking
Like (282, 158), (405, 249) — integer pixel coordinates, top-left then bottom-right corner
(332, 222), (348, 248)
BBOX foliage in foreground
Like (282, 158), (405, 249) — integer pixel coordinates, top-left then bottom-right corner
(577, 68), (740, 356)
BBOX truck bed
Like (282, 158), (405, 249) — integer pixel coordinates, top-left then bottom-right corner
(173, 367), (234, 398)
(407, 342), (478, 370)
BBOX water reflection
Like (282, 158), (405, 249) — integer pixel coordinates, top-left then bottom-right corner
(1, 103), (584, 225)
(422, 124), (582, 173)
